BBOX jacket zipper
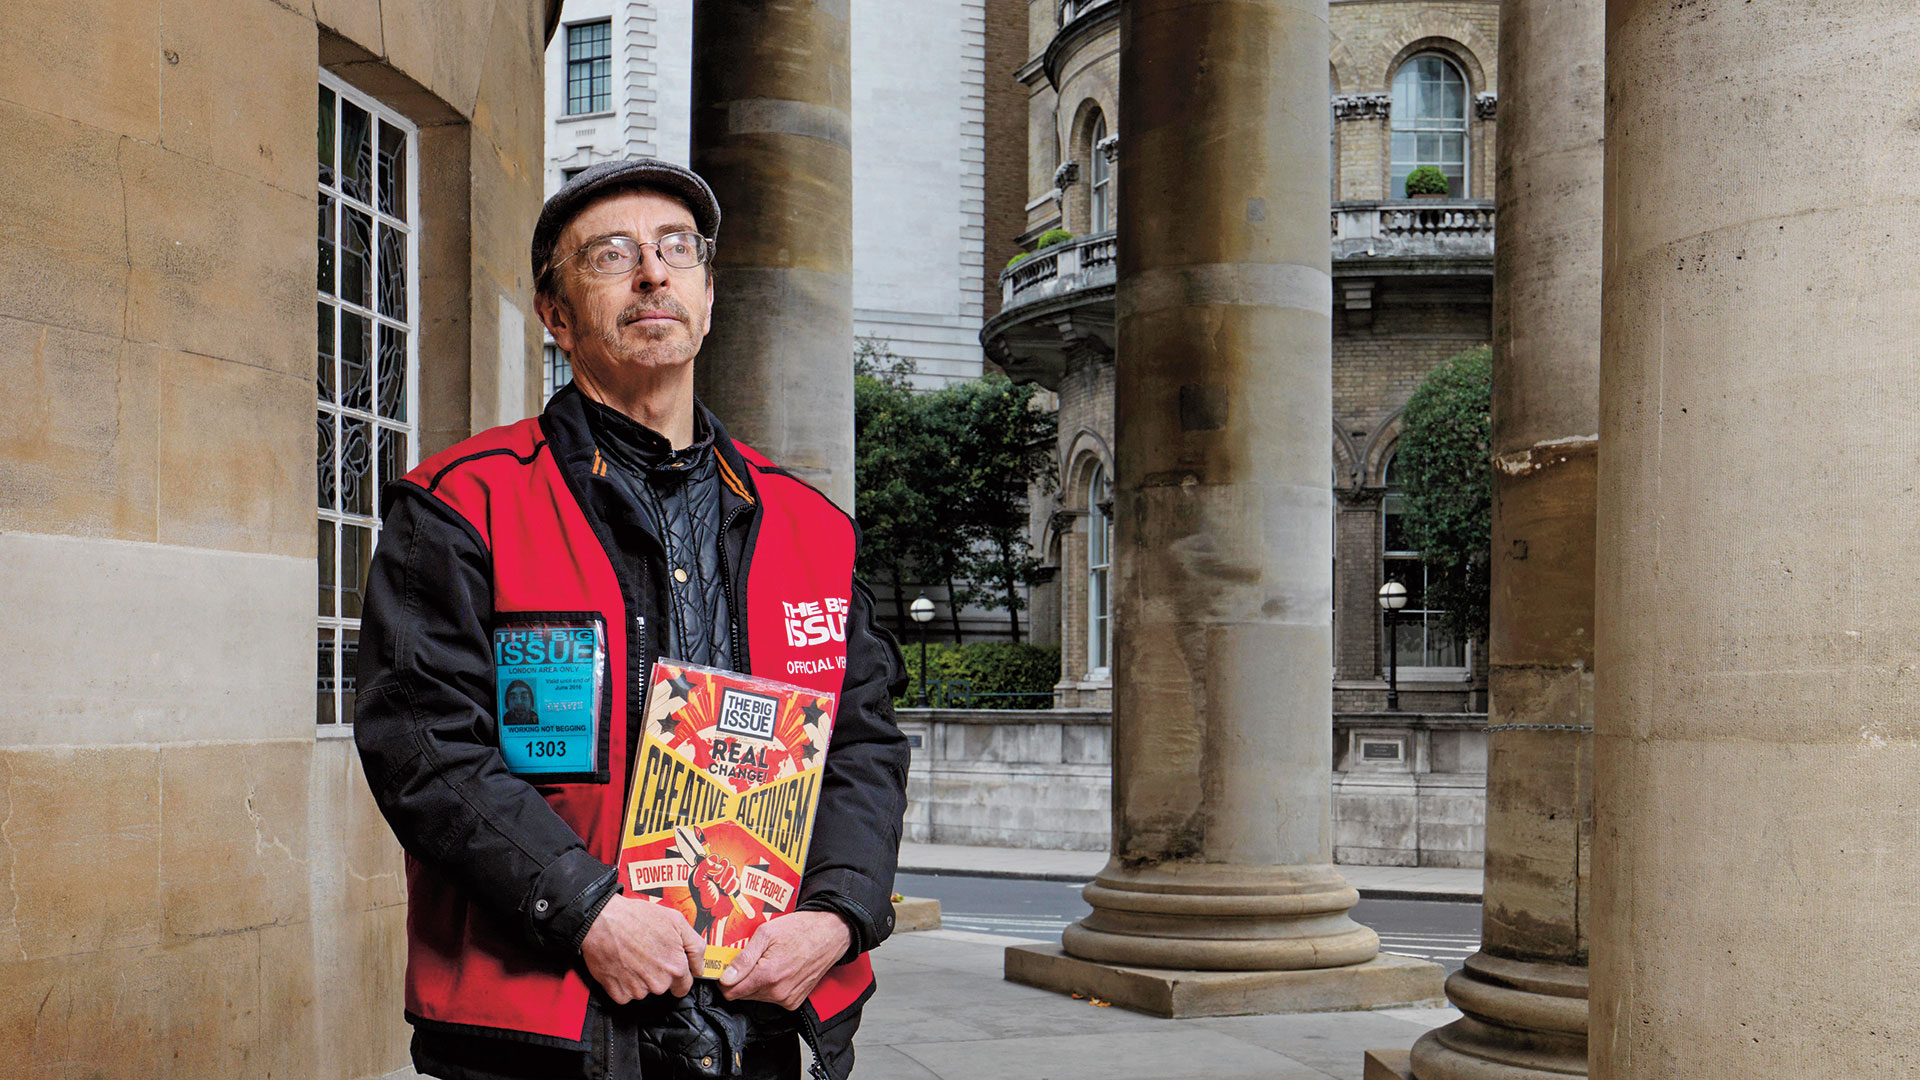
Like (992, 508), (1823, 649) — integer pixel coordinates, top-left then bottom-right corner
(798, 1008), (831, 1080)
(717, 503), (750, 673)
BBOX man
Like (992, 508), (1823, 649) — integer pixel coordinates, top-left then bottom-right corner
(355, 159), (910, 1080)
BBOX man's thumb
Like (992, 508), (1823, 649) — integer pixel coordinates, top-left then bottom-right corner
(720, 934), (768, 986)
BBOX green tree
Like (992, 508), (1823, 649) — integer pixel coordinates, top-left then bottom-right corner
(852, 338), (937, 630)
(1394, 345), (1492, 642)
(920, 375), (1057, 643)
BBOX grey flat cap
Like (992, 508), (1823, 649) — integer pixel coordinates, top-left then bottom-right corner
(530, 159), (722, 283)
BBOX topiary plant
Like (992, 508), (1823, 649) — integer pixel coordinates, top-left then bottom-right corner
(1035, 228), (1075, 249)
(1005, 251), (1032, 269)
(1404, 166), (1450, 197)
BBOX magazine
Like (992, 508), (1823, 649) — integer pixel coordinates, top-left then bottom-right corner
(615, 659), (838, 978)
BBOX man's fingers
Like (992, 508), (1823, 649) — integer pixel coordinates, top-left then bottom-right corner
(720, 930), (772, 990)
(669, 967), (695, 997)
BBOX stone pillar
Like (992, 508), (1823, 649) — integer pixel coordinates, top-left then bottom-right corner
(1592, 3), (1920, 1075)
(689, 0), (854, 508)
(1409, 0), (1601, 1077)
(1004, 0), (1441, 1018)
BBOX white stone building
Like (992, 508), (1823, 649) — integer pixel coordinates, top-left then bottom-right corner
(540, 0), (1002, 391)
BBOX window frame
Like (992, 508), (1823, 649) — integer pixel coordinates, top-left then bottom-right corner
(1388, 52), (1470, 199)
(317, 70), (422, 732)
(1086, 464), (1113, 680)
(1087, 112), (1111, 234)
(565, 19), (614, 117)
(1379, 456), (1470, 681)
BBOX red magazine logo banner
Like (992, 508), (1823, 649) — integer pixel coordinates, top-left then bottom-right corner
(616, 660), (838, 978)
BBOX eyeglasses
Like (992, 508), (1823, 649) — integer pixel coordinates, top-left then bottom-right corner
(552, 232), (714, 276)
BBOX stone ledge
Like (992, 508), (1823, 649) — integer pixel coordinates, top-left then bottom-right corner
(892, 896), (942, 933)
(1004, 944), (1446, 1019)
(1364, 1049), (1416, 1080)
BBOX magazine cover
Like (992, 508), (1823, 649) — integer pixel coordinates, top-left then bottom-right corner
(616, 659), (839, 978)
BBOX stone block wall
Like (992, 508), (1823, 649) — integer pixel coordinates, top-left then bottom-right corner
(899, 709), (1113, 851)
(0, 2), (550, 1076)
(1332, 714), (1488, 867)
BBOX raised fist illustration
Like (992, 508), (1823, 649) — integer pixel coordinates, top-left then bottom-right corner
(688, 855), (739, 937)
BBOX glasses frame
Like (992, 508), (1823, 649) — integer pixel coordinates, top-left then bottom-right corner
(550, 232), (715, 278)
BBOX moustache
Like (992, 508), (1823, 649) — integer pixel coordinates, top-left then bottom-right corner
(617, 299), (689, 326)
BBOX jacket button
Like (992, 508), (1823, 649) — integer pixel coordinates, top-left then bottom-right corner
(674, 567), (689, 583)
(534, 899), (549, 914)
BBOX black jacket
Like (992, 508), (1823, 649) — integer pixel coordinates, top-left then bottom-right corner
(354, 386), (911, 1079)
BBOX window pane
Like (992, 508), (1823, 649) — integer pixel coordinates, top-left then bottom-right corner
(318, 519), (336, 617)
(316, 410), (337, 511)
(378, 120), (408, 221)
(341, 418), (374, 517)
(377, 324), (408, 420)
(340, 310), (372, 411)
(1392, 619), (1424, 662)
(317, 194), (335, 295)
(340, 99), (372, 204)
(318, 86), (336, 188)
(317, 627), (336, 725)
(1425, 622), (1465, 668)
(340, 627), (360, 722)
(316, 302), (335, 403)
(379, 426), (410, 491)
(340, 207), (373, 309)
(378, 222), (407, 319)
(340, 524), (372, 618)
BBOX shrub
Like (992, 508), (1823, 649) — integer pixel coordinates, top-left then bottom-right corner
(893, 641), (1060, 710)
(1035, 228), (1075, 249)
(1005, 251), (1032, 269)
(1404, 166), (1450, 197)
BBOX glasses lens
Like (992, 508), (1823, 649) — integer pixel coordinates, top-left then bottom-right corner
(658, 233), (708, 269)
(585, 237), (640, 274)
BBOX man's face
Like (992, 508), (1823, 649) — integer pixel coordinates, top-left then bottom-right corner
(536, 189), (715, 382)
(507, 684), (533, 712)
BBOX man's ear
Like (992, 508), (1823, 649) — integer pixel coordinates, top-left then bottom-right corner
(534, 290), (576, 354)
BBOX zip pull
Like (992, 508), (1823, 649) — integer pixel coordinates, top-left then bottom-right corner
(800, 1009), (832, 1080)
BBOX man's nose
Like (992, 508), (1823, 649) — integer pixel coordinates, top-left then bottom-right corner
(629, 246), (672, 291)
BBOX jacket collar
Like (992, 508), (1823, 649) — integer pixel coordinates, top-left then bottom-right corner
(541, 383), (759, 509)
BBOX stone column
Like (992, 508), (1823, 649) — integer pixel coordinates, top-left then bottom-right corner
(1408, 0), (1601, 1077)
(689, 0), (854, 508)
(1592, 3), (1920, 1076)
(1005, 0), (1440, 1017)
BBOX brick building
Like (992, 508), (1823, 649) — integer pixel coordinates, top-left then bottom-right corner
(982, 0), (1495, 864)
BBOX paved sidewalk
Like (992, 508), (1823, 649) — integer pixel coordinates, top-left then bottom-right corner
(898, 841), (1482, 901)
(855, 927), (1456, 1080)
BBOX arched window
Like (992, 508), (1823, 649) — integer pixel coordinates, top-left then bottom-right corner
(1088, 112), (1112, 233)
(1381, 454), (1466, 673)
(1389, 53), (1468, 198)
(1087, 464), (1113, 676)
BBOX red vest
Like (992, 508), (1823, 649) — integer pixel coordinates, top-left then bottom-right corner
(397, 416), (872, 1044)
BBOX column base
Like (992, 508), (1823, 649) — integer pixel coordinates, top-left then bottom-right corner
(1005, 943), (1445, 1019)
(1365, 1050), (1416, 1080)
(1409, 953), (1588, 1079)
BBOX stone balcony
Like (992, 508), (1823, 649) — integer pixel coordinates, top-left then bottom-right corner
(1332, 199), (1496, 263)
(982, 201), (1495, 385)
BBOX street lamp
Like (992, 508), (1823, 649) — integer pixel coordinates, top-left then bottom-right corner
(909, 593), (936, 707)
(1377, 580), (1408, 712)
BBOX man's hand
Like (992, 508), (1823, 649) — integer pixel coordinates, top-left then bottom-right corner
(580, 893), (708, 1003)
(717, 910), (852, 1011)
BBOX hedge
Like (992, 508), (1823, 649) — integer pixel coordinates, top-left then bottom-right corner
(893, 641), (1060, 709)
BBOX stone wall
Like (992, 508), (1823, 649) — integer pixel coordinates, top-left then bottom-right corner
(0, 1), (551, 1076)
(899, 709), (1113, 852)
(898, 708), (1485, 866)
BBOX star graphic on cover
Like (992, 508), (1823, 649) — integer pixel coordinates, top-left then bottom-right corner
(666, 670), (697, 700)
(799, 699), (828, 729)
(800, 741), (820, 765)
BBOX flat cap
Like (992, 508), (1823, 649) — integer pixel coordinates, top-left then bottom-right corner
(530, 158), (722, 283)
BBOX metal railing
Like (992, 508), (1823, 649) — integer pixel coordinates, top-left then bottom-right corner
(907, 679), (1056, 710)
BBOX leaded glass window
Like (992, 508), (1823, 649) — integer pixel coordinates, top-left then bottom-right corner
(567, 21), (613, 115)
(1389, 54), (1469, 199)
(1088, 113), (1111, 234)
(318, 72), (419, 726)
(544, 342), (573, 400)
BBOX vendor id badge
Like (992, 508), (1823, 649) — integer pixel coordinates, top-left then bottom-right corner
(492, 614), (608, 781)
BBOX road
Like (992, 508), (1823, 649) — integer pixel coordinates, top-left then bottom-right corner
(895, 871), (1482, 975)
